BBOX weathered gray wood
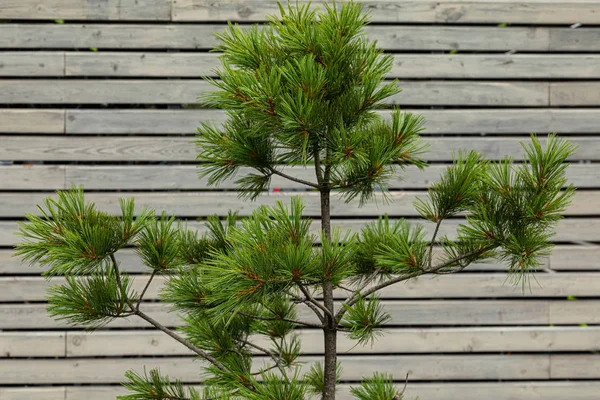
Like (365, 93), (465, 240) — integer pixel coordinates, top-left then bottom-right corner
(0, 0), (170, 20)
(0, 24), (220, 49)
(551, 82), (600, 106)
(172, 1), (600, 24)
(551, 355), (600, 379)
(60, 164), (600, 190)
(65, 326), (600, 357)
(2, 24), (556, 51)
(0, 79), (550, 106)
(0, 190), (594, 218)
(549, 300), (600, 325)
(0, 354), (550, 384)
(62, 108), (600, 135)
(0, 52), (64, 76)
(4, 272), (600, 302)
(60, 52), (600, 78)
(61, 382), (600, 400)
(0, 165), (65, 190)
(3, 136), (598, 161)
(0, 109), (64, 133)
(0, 388), (65, 400)
(0, 332), (65, 357)
(550, 246), (600, 271)
(0, 299), (560, 329)
(550, 28), (600, 52)
(3, 218), (600, 246)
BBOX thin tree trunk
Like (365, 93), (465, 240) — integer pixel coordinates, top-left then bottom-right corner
(320, 187), (337, 400)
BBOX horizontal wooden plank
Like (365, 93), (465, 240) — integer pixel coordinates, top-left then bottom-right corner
(59, 108), (600, 135)
(64, 326), (600, 357)
(0, 0), (170, 20)
(0, 52), (64, 76)
(2, 190), (595, 218)
(0, 354), (551, 384)
(0, 299), (562, 329)
(172, 0), (600, 24)
(4, 244), (595, 275)
(0, 388), (64, 400)
(0, 79), (550, 106)
(4, 272), (600, 302)
(0, 165), (65, 190)
(0, 332), (65, 357)
(3, 217), (600, 246)
(0, 109), (64, 134)
(60, 382), (600, 400)
(59, 164), (600, 190)
(2, 136), (598, 162)
(551, 82), (600, 106)
(552, 355), (600, 379)
(0, 25), (566, 51)
(64, 53), (600, 78)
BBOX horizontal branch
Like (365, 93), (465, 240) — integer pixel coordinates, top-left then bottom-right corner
(239, 311), (323, 329)
(335, 245), (496, 323)
(268, 166), (320, 188)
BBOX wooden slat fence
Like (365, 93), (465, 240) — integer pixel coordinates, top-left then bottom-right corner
(1, 1), (600, 399)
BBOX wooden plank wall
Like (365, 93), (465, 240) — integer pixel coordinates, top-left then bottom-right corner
(1, 1), (600, 399)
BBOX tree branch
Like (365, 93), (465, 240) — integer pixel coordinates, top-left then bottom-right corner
(297, 284), (333, 320)
(335, 246), (495, 323)
(240, 339), (287, 378)
(136, 269), (156, 311)
(268, 166), (320, 188)
(428, 219), (442, 268)
(108, 254), (233, 377)
(238, 311), (323, 329)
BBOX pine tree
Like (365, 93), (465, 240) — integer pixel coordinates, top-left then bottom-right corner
(15, 2), (576, 400)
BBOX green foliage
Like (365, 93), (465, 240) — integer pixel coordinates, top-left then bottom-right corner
(136, 213), (183, 272)
(305, 361), (343, 395)
(350, 372), (403, 400)
(119, 368), (202, 400)
(340, 294), (390, 345)
(16, 188), (152, 276)
(196, 1), (426, 202)
(47, 265), (136, 330)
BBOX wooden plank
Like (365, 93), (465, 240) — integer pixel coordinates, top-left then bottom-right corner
(5, 272), (600, 302)
(551, 355), (600, 379)
(65, 326), (600, 357)
(172, 1), (600, 24)
(4, 217), (600, 246)
(0, 24), (220, 49)
(2, 245), (598, 275)
(3, 136), (598, 162)
(1, 24), (554, 51)
(0, 109), (64, 134)
(62, 109), (600, 135)
(62, 382), (600, 400)
(0, 165), (65, 190)
(549, 300), (600, 324)
(550, 246), (600, 271)
(551, 82), (600, 106)
(0, 190), (595, 218)
(60, 53), (600, 78)
(0, 300), (556, 329)
(0, 332), (65, 357)
(0, 388), (65, 400)
(60, 164), (600, 190)
(0, 79), (550, 106)
(0, 354), (550, 384)
(550, 28), (600, 52)
(0, 0), (170, 20)
(0, 52), (64, 76)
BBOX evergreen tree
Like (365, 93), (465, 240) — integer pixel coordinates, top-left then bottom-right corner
(15, 2), (576, 399)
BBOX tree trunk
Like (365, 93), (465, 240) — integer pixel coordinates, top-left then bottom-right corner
(320, 187), (337, 400)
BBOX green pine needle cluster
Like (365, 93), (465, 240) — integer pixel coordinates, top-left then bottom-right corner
(14, 2), (577, 399)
